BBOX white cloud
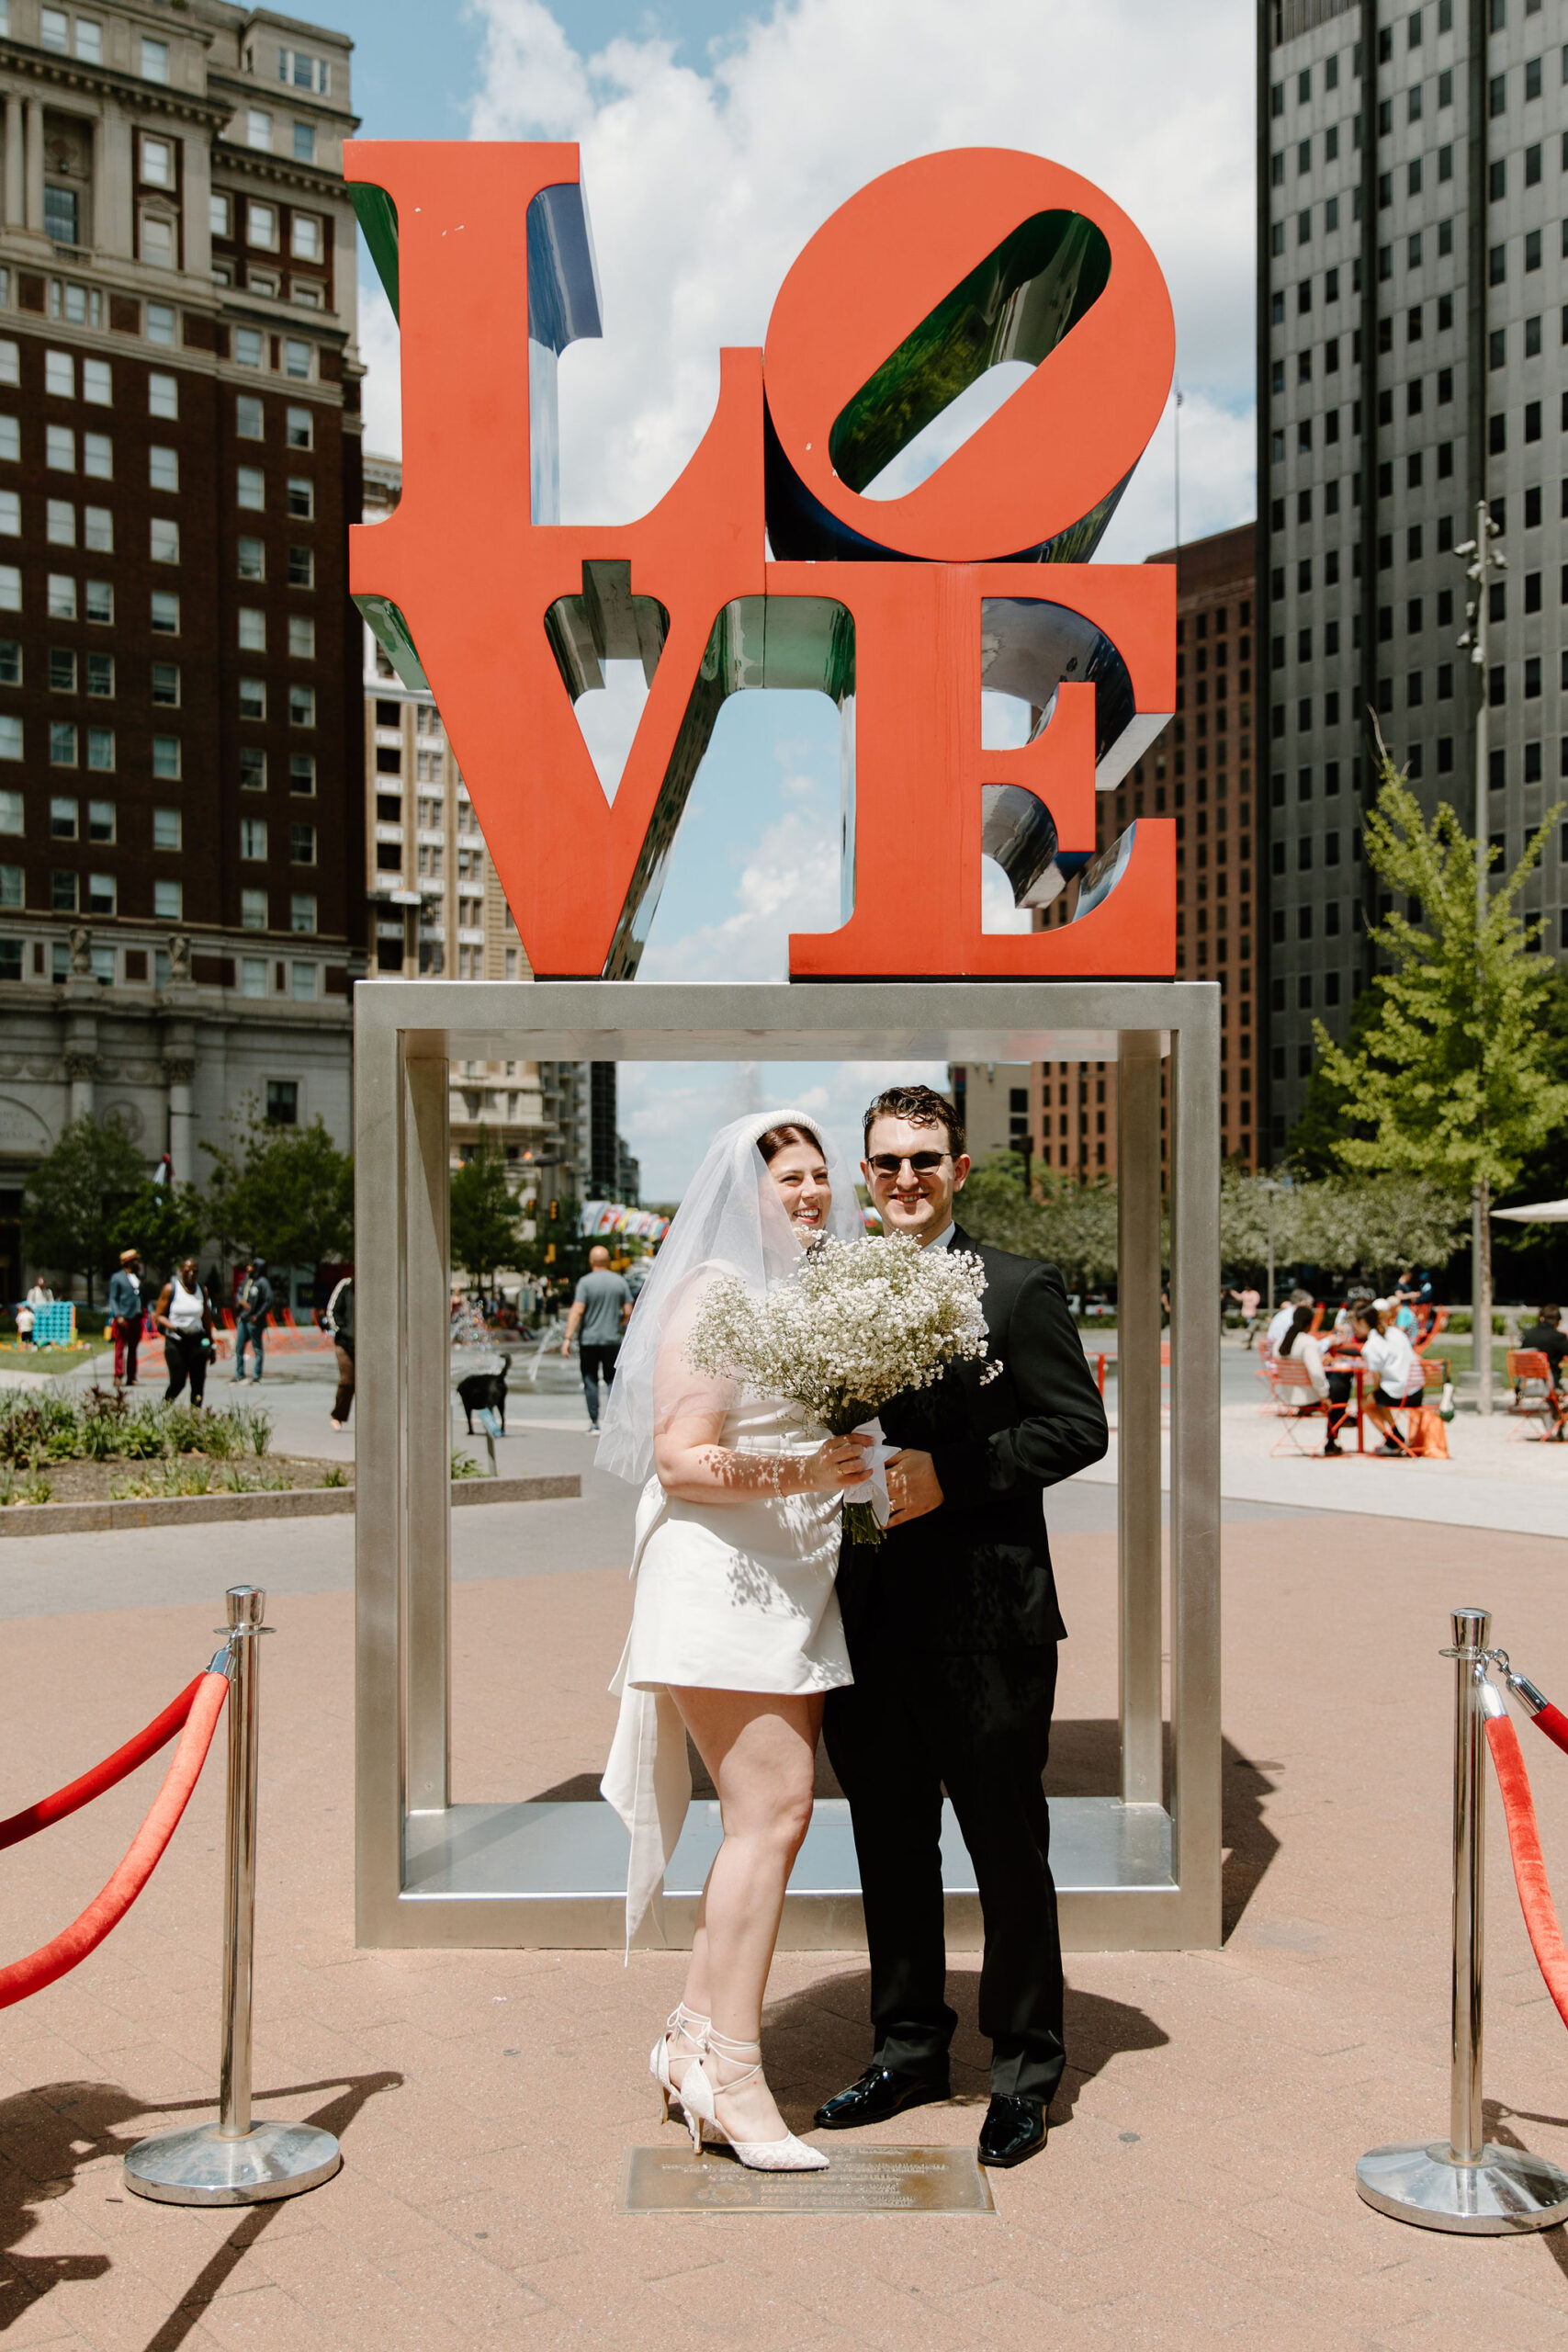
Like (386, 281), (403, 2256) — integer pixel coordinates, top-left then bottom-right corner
(456, 0), (1254, 533)
(638, 769), (840, 981)
(619, 1056), (951, 1201)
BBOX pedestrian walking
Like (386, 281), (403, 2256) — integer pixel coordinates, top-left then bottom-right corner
(325, 1272), (355, 1430)
(232, 1259), (273, 1381)
(107, 1248), (144, 1386)
(155, 1256), (214, 1407)
(561, 1243), (633, 1430)
(1228, 1284), (1261, 1344)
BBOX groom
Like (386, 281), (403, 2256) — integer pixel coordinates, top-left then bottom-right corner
(818, 1082), (1109, 2168)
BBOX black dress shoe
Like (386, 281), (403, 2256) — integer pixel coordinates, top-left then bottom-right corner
(814, 2064), (951, 2131)
(976, 2094), (1048, 2168)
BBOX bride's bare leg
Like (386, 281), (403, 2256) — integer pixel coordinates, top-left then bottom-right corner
(671, 1686), (823, 2144)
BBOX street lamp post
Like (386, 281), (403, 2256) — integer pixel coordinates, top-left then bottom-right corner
(1455, 499), (1506, 1417)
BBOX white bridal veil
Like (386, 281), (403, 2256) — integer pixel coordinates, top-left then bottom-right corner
(595, 1106), (864, 1487)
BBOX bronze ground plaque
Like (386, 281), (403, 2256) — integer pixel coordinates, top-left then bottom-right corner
(616, 2143), (996, 2214)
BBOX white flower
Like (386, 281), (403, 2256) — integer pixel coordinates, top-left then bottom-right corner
(683, 1231), (998, 1432)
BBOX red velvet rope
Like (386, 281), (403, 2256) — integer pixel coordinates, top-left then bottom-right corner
(1529, 1702), (1568, 1760)
(0, 1670), (229, 2012)
(0, 1673), (205, 1852)
(1485, 1713), (1568, 2033)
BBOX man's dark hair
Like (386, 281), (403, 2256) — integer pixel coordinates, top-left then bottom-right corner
(862, 1084), (965, 1159)
(1540, 1305), (1562, 1325)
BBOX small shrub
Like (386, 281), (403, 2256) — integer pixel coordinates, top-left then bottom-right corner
(450, 1451), (481, 1480)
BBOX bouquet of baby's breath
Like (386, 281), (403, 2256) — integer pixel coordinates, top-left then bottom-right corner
(683, 1231), (997, 1545)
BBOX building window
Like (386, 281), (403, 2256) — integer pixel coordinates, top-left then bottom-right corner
(289, 893), (317, 933)
(266, 1079), (299, 1125)
(141, 35), (168, 80)
(152, 734), (180, 779)
(43, 187), (79, 245)
(140, 214), (175, 270)
(51, 870), (77, 912)
(288, 685), (315, 726)
(289, 752), (316, 794)
(47, 575), (76, 621)
(283, 341), (311, 381)
(46, 424), (73, 471)
(154, 876), (182, 919)
(152, 807), (181, 850)
(286, 476), (313, 518)
(237, 466), (265, 510)
(83, 431), (110, 478)
(288, 616), (314, 660)
(46, 499), (73, 545)
(235, 328), (264, 369)
(241, 956), (266, 998)
(148, 372), (177, 420)
(145, 306), (174, 349)
(241, 819), (267, 861)
(292, 122), (316, 164)
(287, 545), (313, 587)
(246, 114), (273, 156)
(149, 517), (179, 564)
(148, 445), (179, 493)
(236, 396), (264, 441)
(242, 889), (267, 930)
(85, 873), (115, 916)
(49, 722), (77, 767)
(86, 729), (113, 773)
(50, 795), (77, 837)
(239, 679), (266, 720)
(286, 403), (313, 450)
(141, 137), (175, 190)
(237, 536), (265, 581)
(149, 590), (177, 633)
(240, 747), (266, 790)
(289, 823), (316, 865)
(238, 607), (266, 651)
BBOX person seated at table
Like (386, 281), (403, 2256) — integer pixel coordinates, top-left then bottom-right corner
(1375, 1293), (1417, 1340)
(1280, 1306), (1353, 1455)
(1353, 1304), (1422, 1456)
(1331, 1288), (1373, 1343)
(1519, 1305), (1568, 1390)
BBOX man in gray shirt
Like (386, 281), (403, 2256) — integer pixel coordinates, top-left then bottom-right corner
(562, 1244), (633, 1430)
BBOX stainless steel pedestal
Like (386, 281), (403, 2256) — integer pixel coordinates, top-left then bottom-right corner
(123, 2120), (342, 2208)
(1356, 2141), (1568, 2235)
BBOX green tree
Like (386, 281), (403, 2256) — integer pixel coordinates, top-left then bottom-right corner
(960, 1155), (1120, 1290)
(1311, 758), (1568, 1400)
(449, 1135), (524, 1288)
(110, 1181), (207, 1286)
(1292, 1174), (1469, 1283)
(22, 1114), (146, 1302)
(204, 1103), (354, 1272)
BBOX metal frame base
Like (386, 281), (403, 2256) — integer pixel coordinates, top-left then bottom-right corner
(1356, 2140), (1568, 2233)
(123, 2120), (343, 2207)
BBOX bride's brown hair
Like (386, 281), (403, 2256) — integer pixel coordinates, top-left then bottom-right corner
(756, 1122), (826, 1164)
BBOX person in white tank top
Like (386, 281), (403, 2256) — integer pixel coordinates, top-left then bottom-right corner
(154, 1256), (213, 1407)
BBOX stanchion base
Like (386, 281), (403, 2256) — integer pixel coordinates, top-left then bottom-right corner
(1357, 2140), (1568, 2233)
(123, 2120), (342, 2207)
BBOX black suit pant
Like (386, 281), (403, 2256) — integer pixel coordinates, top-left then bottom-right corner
(823, 1644), (1065, 2103)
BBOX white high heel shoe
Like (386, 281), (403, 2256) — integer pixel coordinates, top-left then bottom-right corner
(680, 2029), (829, 2172)
(649, 2002), (710, 2124)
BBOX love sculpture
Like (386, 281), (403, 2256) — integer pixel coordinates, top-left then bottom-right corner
(345, 143), (1179, 979)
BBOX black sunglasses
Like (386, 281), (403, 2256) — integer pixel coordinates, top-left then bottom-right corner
(867, 1151), (951, 1177)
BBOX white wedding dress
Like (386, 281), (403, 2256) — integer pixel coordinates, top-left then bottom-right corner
(603, 1392), (852, 1942)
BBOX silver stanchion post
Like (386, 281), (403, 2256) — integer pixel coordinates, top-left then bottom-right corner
(1356, 1606), (1568, 2233)
(125, 1587), (343, 2207)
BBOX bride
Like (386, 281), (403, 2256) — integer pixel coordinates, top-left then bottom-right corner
(599, 1110), (870, 2173)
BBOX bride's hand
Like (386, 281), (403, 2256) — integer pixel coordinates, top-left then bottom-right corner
(796, 1434), (873, 1493)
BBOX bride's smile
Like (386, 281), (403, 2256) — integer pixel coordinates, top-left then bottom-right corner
(765, 1137), (833, 1234)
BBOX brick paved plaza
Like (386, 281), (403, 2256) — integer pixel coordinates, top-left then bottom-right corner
(5, 1385), (1568, 2349)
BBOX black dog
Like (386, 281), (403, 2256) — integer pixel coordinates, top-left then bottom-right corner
(457, 1361), (508, 1435)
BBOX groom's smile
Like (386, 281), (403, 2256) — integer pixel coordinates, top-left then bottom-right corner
(862, 1114), (972, 1247)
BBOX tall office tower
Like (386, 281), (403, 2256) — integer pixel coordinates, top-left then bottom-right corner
(0, 0), (367, 1294)
(1032, 524), (1261, 1180)
(361, 454), (593, 1212)
(1258, 0), (1565, 1154)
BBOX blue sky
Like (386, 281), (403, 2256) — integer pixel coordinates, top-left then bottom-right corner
(343, 0), (1257, 1197)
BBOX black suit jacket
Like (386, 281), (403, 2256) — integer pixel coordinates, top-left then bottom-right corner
(836, 1226), (1110, 1657)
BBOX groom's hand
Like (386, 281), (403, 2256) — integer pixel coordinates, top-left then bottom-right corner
(886, 1448), (943, 1525)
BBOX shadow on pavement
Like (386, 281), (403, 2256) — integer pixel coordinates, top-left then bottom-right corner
(0, 2070), (402, 2347)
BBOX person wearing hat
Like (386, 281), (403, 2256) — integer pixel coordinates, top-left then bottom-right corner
(107, 1249), (144, 1387)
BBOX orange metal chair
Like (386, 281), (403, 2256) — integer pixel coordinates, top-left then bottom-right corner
(1268, 1359), (1335, 1454)
(1506, 1349), (1568, 1442)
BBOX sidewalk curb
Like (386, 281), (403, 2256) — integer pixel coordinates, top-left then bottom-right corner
(0, 1472), (581, 1537)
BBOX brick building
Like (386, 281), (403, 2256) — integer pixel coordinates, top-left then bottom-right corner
(0, 0), (365, 1295)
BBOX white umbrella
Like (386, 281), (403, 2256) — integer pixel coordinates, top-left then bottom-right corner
(1492, 1199), (1568, 1223)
